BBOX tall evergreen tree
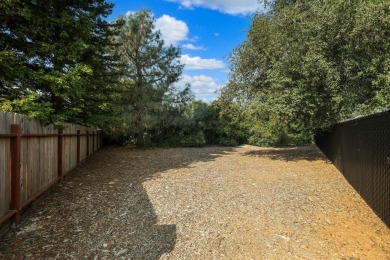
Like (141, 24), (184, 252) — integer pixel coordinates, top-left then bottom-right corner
(114, 10), (191, 145)
(0, 0), (123, 125)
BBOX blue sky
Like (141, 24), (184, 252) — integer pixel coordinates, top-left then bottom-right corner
(108, 0), (263, 102)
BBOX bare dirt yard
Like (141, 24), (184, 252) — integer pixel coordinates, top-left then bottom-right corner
(0, 145), (389, 259)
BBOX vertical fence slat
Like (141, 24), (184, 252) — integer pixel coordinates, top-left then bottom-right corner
(99, 131), (101, 149)
(92, 131), (95, 153)
(58, 129), (63, 179)
(10, 124), (21, 224)
(0, 138), (10, 219)
(86, 131), (89, 156)
(77, 130), (80, 164)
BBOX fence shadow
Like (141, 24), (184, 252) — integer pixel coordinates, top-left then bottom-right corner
(243, 145), (325, 162)
(0, 146), (233, 259)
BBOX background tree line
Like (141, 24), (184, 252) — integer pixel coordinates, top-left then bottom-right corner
(1, 0), (389, 147)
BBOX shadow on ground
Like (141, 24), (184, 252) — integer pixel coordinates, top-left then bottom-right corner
(0, 146), (234, 259)
(243, 145), (325, 162)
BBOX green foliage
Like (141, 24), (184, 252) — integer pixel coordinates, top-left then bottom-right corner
(219, 0), (390, 145)
(146, 100), (212, 147)
(107, 10), (193, 146)
(0, 0), (123, 125)
(0, 93), (56, 122)
(179, 130), (206, 147)
(214, 104), (247, 146)
(5, 1), (385, 149)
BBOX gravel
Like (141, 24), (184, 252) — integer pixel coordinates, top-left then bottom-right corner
(0, 145), (389, 259)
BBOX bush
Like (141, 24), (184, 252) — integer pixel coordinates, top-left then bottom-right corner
(180, 130), (206, 147)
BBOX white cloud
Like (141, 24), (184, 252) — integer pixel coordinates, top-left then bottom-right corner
(166, 0), (261, 15)
(176, 74), (221, 96)
(180, 54), (225, 70)
(188, 36), (200, 42)
(125, 11), (135, 16)
(182, 44), (206, 50)
(155, 15), (189, 45)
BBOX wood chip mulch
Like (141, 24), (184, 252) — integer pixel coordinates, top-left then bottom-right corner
(0, 145), (389, 259)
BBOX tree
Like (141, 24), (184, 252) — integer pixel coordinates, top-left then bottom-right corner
(220, 0), (390, 145)
(0, 0), (123, 125)
(113, 10), (191, 146)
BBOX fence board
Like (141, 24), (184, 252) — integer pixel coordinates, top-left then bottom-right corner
(0, 111), (103, 228)
(80, 135), (87, 162)
(0, 138), (11, 218)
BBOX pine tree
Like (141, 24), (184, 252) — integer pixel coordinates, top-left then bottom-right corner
(114, 10), (190, 145)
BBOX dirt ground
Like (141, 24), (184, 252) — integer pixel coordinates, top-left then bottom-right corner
(0, 145), (389, 259)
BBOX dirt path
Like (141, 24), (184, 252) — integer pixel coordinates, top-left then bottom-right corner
(0, 145), (389, 259)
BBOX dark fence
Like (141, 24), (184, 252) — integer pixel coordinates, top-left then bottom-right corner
(315, 110), (390, 227)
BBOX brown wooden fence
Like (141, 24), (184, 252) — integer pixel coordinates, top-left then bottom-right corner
(0, 111), (103, 228)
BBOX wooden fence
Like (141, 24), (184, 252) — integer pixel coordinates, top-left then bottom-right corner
(0, 111), (103, 228)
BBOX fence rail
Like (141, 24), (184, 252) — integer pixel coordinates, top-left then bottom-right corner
(315, 110), (390, 227)
(0, 111), (103, 228)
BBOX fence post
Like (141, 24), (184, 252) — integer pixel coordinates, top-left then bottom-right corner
(58, 129), (63, 179)
(10, 124), (21, 224)
(86, 131), (89, 156)
(77, 130), (80, 164)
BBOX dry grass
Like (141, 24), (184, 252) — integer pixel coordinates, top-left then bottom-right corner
(0, 145), (389, 259)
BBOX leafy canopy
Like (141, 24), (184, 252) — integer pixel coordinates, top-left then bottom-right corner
(219, 0), (390, 145)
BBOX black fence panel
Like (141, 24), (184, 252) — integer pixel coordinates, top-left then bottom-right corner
(315, 110), (390, 227)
